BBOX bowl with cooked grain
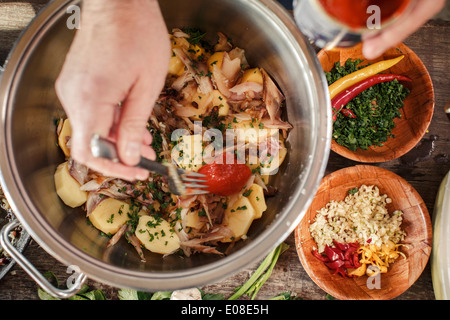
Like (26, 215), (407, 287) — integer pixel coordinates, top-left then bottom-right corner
(295, 165), (432, 300)
(317, 42), (434, 163)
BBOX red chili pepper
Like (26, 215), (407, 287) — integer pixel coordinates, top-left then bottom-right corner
(325, 259), (344, 270)
(312, 249), (330, 262)
(353, 252), (361, 268)
(335, 268), (348, 277)
(343, 245), (358, 261)
(333, 240), (349, 251)
(341, 109), (356, 118)
(312, 241), (362, 278)
(349, 242), (359, 248)
(332, 105), (344, 122)
(343, 260), (355, 269)
(324, 245), (344, 261)
(331, 74), (411, 121)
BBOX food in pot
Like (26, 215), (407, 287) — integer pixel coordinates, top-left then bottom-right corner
(54, 29), (291, 260)
(196, 152), (252, 196)
(309, 185), (407, 277)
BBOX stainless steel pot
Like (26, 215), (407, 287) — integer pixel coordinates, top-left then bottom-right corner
(0, 0), (331, 297)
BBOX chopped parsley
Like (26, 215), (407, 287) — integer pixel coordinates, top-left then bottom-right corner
(198, 208), (207, 217)
(149, 127), (163, 162)
(106, 214), (114, 224)
(326, 59), (410, 151)
(182, 28), (206, 46)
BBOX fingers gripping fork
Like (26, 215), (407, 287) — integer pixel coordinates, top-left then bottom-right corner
(90, 135), (208, 196)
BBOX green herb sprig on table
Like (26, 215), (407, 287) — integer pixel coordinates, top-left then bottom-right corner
(37, 271), (107, 300)
(37, 243), (293, 300)
(228, 242), (289, 300)
(326, 59), (410, 151)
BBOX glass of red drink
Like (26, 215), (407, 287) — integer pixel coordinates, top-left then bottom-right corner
(293, 0), (415, 48)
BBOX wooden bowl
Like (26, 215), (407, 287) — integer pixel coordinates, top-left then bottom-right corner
(318, 43), (434, 162)
(295, 165), (432, 300)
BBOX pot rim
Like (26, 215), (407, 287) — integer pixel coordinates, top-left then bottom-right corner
(0, 0), (331, 291)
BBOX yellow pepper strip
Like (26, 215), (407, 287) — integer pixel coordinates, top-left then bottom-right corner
(353, 242), (407, 277)
(328, 55), (405, 100)
(348, 263), (366, 277)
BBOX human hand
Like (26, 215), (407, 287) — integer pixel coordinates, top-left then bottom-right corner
(55, 0), (170, 181)
(362, 0), (446, 59)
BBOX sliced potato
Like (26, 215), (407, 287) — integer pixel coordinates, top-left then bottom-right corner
(171, 36), (190, 49)
(171, 134), (204, 172)
(260, 174), (270, 185)
(57, 118), (72, 158)
(168, 55), (185, 76)
(185, 209), (206, 230)
(89, 198), (131, 235)
(244, 184), (267, 219)
(229, 120), (279, 144)
(183, 90), (229, 118)
(207, 51), (224, 73)
(169, 36), (203, 74)
(259, 139), (287, 176)
(241, 68), (263, 85)
(176, 92), (214, 120)
(222, 197), (255, 242)
(189, 44), (205, 59)
(135, 215), (180, 254)
(246, 156), (260, 171)
(191, 92), (209, 120)
(211, 89), (230, 117)
(54, 161), (87, 208)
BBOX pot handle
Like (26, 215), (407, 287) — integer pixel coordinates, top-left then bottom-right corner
(0, 220), (87, 299)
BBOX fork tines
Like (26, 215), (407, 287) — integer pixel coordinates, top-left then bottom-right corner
(179, 170), (209, 195)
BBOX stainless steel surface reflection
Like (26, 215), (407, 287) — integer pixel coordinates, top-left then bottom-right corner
(0, 0), (331, 291)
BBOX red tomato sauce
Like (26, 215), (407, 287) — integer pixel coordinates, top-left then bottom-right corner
(197, 153), (251, 196)
(318, 0), (411, 29)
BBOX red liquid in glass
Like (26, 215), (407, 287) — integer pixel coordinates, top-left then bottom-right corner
(318, 0), (411, 29)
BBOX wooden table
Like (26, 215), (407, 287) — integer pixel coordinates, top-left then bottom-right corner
(0, 1), (449, 300)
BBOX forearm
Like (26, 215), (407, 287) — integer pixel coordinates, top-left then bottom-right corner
(82, 0), (160, 14)
(80, 0), (164, 30)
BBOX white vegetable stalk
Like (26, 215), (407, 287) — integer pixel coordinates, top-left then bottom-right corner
(170, 288), (202, 300)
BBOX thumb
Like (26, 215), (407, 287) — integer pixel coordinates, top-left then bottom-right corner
(362, 0), (445, 59)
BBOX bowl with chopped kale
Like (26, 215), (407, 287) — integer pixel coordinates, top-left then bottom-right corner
(318, 43), (434, 163)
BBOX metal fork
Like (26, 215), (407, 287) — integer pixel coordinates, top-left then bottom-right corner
(90, 134), (208, 196)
